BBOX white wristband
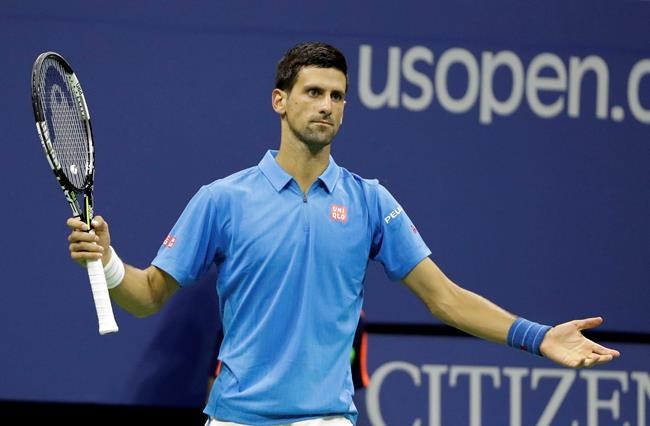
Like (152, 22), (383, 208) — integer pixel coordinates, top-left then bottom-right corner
(104, 246), (125, 289)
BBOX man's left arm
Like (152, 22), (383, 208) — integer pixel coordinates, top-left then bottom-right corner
(401, 257), (621, 368)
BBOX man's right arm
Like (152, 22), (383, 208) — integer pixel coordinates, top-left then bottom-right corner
(67, 216), (179, 318)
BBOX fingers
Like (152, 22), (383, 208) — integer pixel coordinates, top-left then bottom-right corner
(564, 351), (614, 369)
(591, 341), (621, 358)
(67, 217), (89, 231)
(574, 339), (620, 368)
(66, 215), (108, 231)
(68, 234), (104, 261)
(69, 242), (104, 262)
(91, 215), (108, 232)
(578, 318), (621, 362)
(66, 216), (108, 264)
(581, 352), (615, 368)
(544, 318), (622, 369)
(580, 356), (598, 369)
(575, 317), (604, 331)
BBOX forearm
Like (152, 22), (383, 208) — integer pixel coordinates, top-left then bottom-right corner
(105, 249), (178, 318)
(108, 266), (157, 317)
(428, 279), (515, 344)
(403, 258), (515, 344)
(67, 217), (179, 317)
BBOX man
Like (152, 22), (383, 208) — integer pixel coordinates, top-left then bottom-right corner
(66, 42), (619, 426)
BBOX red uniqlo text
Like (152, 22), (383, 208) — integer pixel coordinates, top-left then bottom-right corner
(330, 205), (347, 222)
(163, 235), (177, 248)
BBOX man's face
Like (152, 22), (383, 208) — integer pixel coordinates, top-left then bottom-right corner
(278, 66), (347, 150)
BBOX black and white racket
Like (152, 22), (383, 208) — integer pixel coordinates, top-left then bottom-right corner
(31, 52), (118, 335)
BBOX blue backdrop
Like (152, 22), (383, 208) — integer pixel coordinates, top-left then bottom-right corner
(1, 1), (648, 424)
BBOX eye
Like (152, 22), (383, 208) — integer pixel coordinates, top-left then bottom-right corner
(331, 92), (345, 102)
(307, 88), (320, 97)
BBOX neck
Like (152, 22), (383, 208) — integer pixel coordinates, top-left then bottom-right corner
(275, 136), (330, 194)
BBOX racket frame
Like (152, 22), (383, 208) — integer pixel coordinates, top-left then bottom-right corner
(31, 51), (118, 335)
(31, 52), (96, 227)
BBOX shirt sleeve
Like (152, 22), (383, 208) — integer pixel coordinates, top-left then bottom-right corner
(369, 183), (431, 281)
(151, 184), (222, 287)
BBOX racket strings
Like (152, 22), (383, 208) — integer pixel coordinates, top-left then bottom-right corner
(38, 59), (90, 190)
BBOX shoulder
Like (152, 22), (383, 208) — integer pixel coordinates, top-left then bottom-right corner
(338, 167), (394, 202)
(200, 165), (262, 197)
(205, 165), (259, 191)
(182, 165), (261, 211)
(338, 166), (380, 190)
(336, 168), (395, 221)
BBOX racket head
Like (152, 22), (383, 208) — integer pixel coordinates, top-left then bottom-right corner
(31, 52), (95, 195)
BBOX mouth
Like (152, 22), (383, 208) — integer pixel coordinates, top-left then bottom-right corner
(312, 120), (334, 126)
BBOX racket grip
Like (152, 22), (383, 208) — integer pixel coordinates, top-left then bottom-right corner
(86, 258), (119, 335)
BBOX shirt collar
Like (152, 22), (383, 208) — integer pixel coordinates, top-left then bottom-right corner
(318, 153), (340, 193)
(258, 150), (341, 193)
(258, 150), (292, 191)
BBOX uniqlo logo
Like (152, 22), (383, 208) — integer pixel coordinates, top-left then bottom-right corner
(330, 204), (347, 222)
(163, 234), (177, 248)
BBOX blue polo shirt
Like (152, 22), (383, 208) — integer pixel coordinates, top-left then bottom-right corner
(151, 150), (431, 425)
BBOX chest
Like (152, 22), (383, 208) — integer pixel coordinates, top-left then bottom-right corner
(225, 186), (371, 275)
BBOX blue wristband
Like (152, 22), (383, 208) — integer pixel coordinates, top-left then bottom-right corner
(507, 317), (552, 356)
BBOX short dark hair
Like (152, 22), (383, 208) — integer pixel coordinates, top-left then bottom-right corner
(275, 42), (348, 92)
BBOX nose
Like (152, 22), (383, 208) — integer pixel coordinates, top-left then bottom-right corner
(319, 96), (332, 115)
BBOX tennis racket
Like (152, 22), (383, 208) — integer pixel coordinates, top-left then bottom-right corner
(31, 52), (119, 335)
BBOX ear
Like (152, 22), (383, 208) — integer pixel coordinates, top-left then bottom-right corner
(272, 88), (287, 115)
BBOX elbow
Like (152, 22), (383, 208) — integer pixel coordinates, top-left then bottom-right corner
(132, 295), (167, 318)
(132, 308), (157, 319)
(130, 267), (173, 317)
(110, 265), (173, 319)
(124, 303), (161, 319)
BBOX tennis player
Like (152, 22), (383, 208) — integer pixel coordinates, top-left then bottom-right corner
(66, 42), (620, 426)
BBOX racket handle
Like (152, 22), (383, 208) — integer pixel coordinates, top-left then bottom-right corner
(86, 258), (119, 335)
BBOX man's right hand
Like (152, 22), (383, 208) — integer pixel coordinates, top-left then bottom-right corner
(66, 216), (111, 266)
(66, 215), (180, 317)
